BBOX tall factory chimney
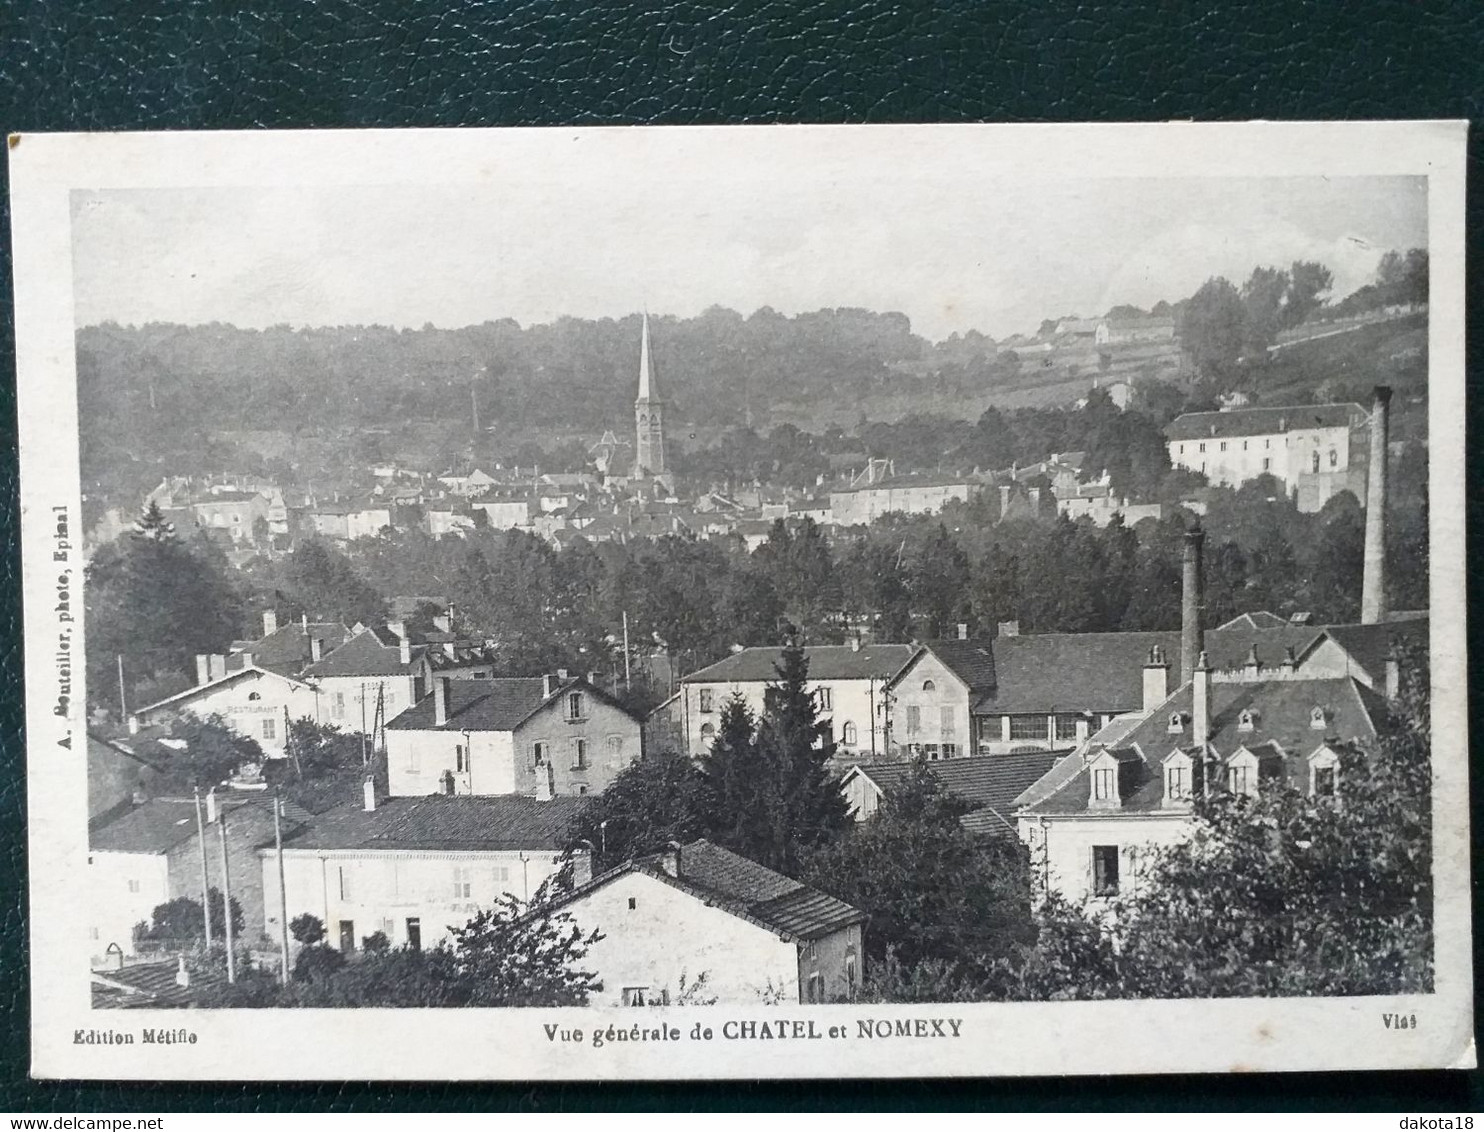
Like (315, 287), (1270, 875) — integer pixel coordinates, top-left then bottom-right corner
(1180, 522), (1206, 686)
(1361, 386), (1392, 625)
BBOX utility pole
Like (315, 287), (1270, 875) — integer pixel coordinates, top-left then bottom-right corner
(116, 654), (127, 721)
(193, 788), (214, 949)
(622, 611), (632, 693)
(217, 814), (236, 983)
(285, 705), (301, 778)
(274, 792), (290, 985)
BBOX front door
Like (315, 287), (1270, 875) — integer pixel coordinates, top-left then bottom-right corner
(339, 919), (356, 953)
(406, 918), (422, 952)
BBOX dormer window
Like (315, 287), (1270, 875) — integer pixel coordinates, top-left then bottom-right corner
(921, 679), (935, 693)
(1092, 766), (1117, 803)
(247, 691), (262, 702)
(1310, 747), (1340, 798)
(1309, 706), (1327, 731)
(567, 692), (585, 720)
(1167, 711), (1187, 733)
(1237, 709), (1257, 732)
(1226, 749), (1259, 799)
(1166, 763), (1188, 801)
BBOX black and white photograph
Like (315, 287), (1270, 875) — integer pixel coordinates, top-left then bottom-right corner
(11, 123), (1471, 1079)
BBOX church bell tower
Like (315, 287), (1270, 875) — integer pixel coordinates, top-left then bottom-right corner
(633, 313), (666, 478)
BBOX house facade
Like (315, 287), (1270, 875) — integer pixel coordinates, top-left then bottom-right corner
(302, 624), (437, 734)
(549, 839), (866, 1005)
(130, 666), (322, 757)
(829, 476), (981, 527)
(1014, 660), (1386, 905)
(260, 792), (592, 954)
(1165, 402), (1370, 513)
(678, 643), (914, 761)
(384, 675), (643, 798)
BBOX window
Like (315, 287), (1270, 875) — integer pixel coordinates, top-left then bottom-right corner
(628, 897), (637, 910)
(405, 918), (422, 952)
(1310, 706), (1327, 730)
(1265, 438), (1271, 449)
(1167, 711), (1186, 733)
(1312, 451), (1321, 473)
(332, 692), (346, 720)
(1198, 442), (1206, 453)
(338, 866), (353, 900)
(905, 705), (922, 735)
(127, 879), (141, 894)
(1166, 763), (1188, 800)
(621, 987), (650, 1007)
(1242, 440), (1248, 451)
(1092, 846), (1120, 896)
(845, 951), (859, 995)
(1055, 714), (1080, 741)
(1179, 444), (1185, 455)
(573, 738), (589, 769)
(922, 743), (941, 761)
(699, 722), (716, 745)
(1227, 764), (1253, 797)
(1262, 457), (1272, 471)
(921, 679), (936, 692)
(577, 784), (588, 795)
(247, 691), (261, 701)
(1313, 765), (1337, 797)
(814, 687), (833, 712)
(406, 745), (420, 773)
(1237, 710), (1256, 732)
(491, 865), (510, 884)
(261, 717), (276, 741)
(940, 743), (959, 758)
(567, 692), (584, 720)
(698, 688), (714, 713)
(1219, 441), (1227, 452)
(606, 734), (624, 766)
(841, 721), (858, 746)
(1092, 766), (1117, 803)
(939, 704), (955, 734)
(455, 744), (468, 773)
(533, 741), (548, 766)
(453, 867), (472, 899)
(806, 972), (824, 1004)
(1008, 715), (1048, 741)
(1329, 448), (1338, 467)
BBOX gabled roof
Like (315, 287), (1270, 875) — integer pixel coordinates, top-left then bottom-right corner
(1165, 403), (1366, 442)
(902, 639), (999, 693)
(683, 644), (914, 685)
(278, 795), (591, 852)
(546, 838), (865, 942)
(242, 621), (352, 672)
(1323, 616), (1429, 684)
(1018, 676), (1385, 817)
(386, 678), (549, 733)
(133, 665), (314, 717)
(972, 631), (1178, 714)
(303, 627), (425, 678)
(849, 751), (1067, 840)
(90, 795), (313, 854)
(1217, 611), (1291, 631)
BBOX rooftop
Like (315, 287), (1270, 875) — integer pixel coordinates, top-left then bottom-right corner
(303, 626), (425, 678)
(1165, 403), (1366, 442)
(684, 644), (915, 685)
(279, 794), (592, 852)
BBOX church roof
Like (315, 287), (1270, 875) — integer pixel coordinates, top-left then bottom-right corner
(636, 312), (661, 402)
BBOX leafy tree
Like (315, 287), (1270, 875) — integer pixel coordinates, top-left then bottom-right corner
(910, 525), (972, 639)
(570, 749), (714, 871)
(1011, 657), (1432, 999)
(280, 539), (386, 627)
(154, 714), (265, 789)
(1284, 260), (1334, 327)
(290, 913), (327, 946)
(1180, 277), (1247, 382)
(134, 889), (243, 943)
(1241, 264), (1290, 354)
(804, 761), (1034, 976)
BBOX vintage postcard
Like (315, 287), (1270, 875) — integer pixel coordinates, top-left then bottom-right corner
(10, 122), (1472, 1079)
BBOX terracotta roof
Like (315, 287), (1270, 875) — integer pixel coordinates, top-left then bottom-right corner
(303, 628), (424, 678)
(1165, 403), (1366, 442)
(1019, 676), (1385, 817)
(684, 644), (914, 685)
(549, 838), (866, 942)
(279, 795), (591, 852)
(386, 678), (551, 733)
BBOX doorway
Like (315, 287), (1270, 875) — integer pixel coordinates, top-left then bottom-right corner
(338, 919), (356, 953)
(406, 917), (422, 952)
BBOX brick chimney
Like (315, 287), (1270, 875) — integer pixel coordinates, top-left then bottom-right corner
(433, 676), (450, 727)
(1243, 645), (1261, 681)
(1180, 523), (1206, 685)
(309, 636), (324, 662)
(535, 762), (554, 802)
(1361, 386), (1392, 624)
(398, 633), (412, 666)
(362, 776), (377, 812)
(542, 673), (557, 698)
(262, 609), (278, 636)
(1192, 651), (1211, 750)
(195, 654), (212, 686)
(661, 840), (682, 878)
(1142, 645), (1171, 711)
(997, 620), (1020, 638)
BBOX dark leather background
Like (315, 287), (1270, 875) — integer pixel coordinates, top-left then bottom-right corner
(1, 0), (1481, 1112)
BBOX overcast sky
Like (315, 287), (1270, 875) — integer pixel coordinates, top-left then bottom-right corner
(71, 174), (1425, 342)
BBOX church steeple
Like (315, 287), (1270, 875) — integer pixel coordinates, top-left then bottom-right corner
(633, 312), (666, 478)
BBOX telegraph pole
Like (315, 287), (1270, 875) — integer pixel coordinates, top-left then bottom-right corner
(622, 611), (632, 693)
(193, 788), (214, 949)
(274, 793), (290, 985)
(116, 654), (128, 721)
(217, 813), (236, 983)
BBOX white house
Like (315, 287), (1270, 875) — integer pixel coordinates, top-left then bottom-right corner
(678, 643), (914, 760)
(383, 674), (644, 799)
(260, 791), (593, 954)
(547, 839), (866, 1005)
(129, 666), (322, 757)
(301, 623), (437, 735)
(1014, 657), (1387, 906)
(1165, 402), (1370, 513)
